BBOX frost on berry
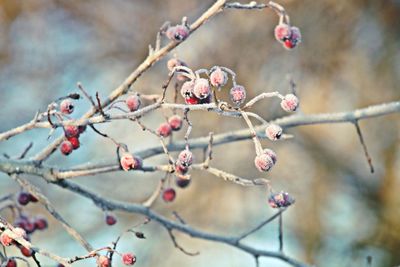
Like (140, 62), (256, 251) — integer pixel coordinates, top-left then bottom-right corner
(0, 231), (13, 246)
(60, 140), (73, 156)
(274, 23), (291, 42)
(193, 78), (211, 99)
(167, 58), (188, 82)
(6, 259), (17, 267)
(60, 99), (74, 114)
(175, 161), (189, 175)
(166, 25), (190, 42)
(230, 85), (246, 106)
(263, 148), (277, 165)
(274, 23), (302, 50)
(280, 94), (299, 112)
(265, 124), (283, 141)
(122, 253), (137, 265)
(97, 255), (110, 267)
(268, 191), (295, 208)
(64, 125), (80, 138)
(180, 80), (195, 98)
(254, 149), (277, 172)
(168, 115), (183, 131)
(209, 67), (228, 88)
(67, 137), (80, 150)
(120, 153), (137, 171)
(105, 214), (117, 226)
(125, 94), (141, 112)
(34, 217), (48, 230)
(177, 149), (193, 167)
(157, 122), (172, 137)
(162, 188), (176, 202)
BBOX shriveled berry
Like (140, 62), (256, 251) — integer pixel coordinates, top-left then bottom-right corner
(193, 78), (211, 99)
(6, 259), (17, 267)
(60, 141), (73, 156)
(176, 176), (191, 188)
(254, 150), (276, 172)
(209, 67), (228, 88)
(17, 192), (30, 206)
(60, 99), (74, 114)
(178, 149), (193, 167)
(265, 124), (283, 141)
(230, 85), (246, 106)
(125, 95), (141, 112)
(180, 80), (195, 98)
(166, 25), (190, 42)
(157, 122), (172, 138)
(34, 217), (48, 230)
(0, 232), (13, 246)
(67, 137), (80, 150)
(268, 191), (295, 208)
(64, 126), (79, 138)
(97, 255), (110, 267)
(162, 188), (176, 202)
(168, 115), (183, 131)
(280, 94), (299, 112)
(105, 214), (117, 226)
(120, 153), (136, 171)
(122, 253), (136, 265)
(20, 246), (32, 257)
(274, 23), (291, 42)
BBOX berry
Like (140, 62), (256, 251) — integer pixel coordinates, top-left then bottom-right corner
(178, 149), (193, 167)
(263, 148), (277, 164)
(125, 95), (141, 112)
(0, 232), (13, 246)
(265, 124), (283, 141)
(193, 78), (211, 99)
(20, 247), (32, 257)
(254, 149), (277, 172)
(67, 137), (80, 150)
(185, 96), (200, 105)
(17, 192), (30, 206)
(60, 141), (73, 156)
(105, 214), (117, 226)
(280, 94), (299, 112)
(168, 115), (183, 131)
(274, 23), (291, 42)
(157, 122), (172, 138)
(268, 191), (295, 208)
(34, 217), (48, 230)
(22, 221), (36, 234)
(209, 67), (228, 88)
(122, 253), (136, 265)
(176, 176), (191, 188)
(167, 58), (188, 82)
(283, 26), (301, 49)
(78, 125), (87, 134)
(166, 25), (190, 42)
(64, 125), (79, 138)
(180, 80), (195, 98)
(97, 255), (110, 267)
(59, 99), (74, 114)
(175, 162), (189, 175)
(230, 85), (246, 106)
(120, 153), (136, 171)
(6, 259), (17, 267)
(162, 188), (176, 202)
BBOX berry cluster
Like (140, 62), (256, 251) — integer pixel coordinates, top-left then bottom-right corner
(96, 252), (136, 267)
(0, 227), (33, 260)
(274, 23), (302, 50)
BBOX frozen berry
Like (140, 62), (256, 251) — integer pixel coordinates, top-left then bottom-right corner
(64, 126), (79, 138)
(125, 95), (141, 112)
(230, 85), (246, 106)
(180, 80), (195, 98)
(185, 96), (200, 105)
(162, 188), (176, 202)
(178, 149), (193, 167)
(254, 152), (275, 172)
(6, 259), (17, 267)
(157, 122), (172, 138)
(176, 176), (191, 188)
(120, 153), (136, 171)
(265, 124), (283, 141)
(60, 141), (73, 156)
(168, 115), (183, 131)
(97, 255), (110, 267)
(0, 232), (13, 246)
(20, 247), (32, 257)
(17, 192), (30, 206)
(268, 191), (295, 208)
(122, 253), (136, 265)
(105, 214), (117, 226)
(274, 23), (291, 42)
(280, 94), (299, 112)
(175, 162), (189, 175)
(263, 148), (277, 164)
(193, 78), (211, 99)
(60, 99), (74, 115)
(209, 67), (228, 88)
(34, 217), (48, 230)
(166, 25), (190, 42)
(67, 137), (80, 150)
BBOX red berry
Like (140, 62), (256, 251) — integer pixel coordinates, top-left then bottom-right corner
(230, 85), (246, 106)
(193, 78), (211, 99)
(280, 94), (299, 112)
(59, 99), (74, 114)
(162, 188), (176, 202)
(64, 125), (79, 138)
(60, 141), (73, 156)
(274, 23), (291, 42)
(67, 137), (80, 150)
(157, 123), (172, 138)
(120, 153), (139, 171)
(185, 96), (200, 105)
(177, 149), (193, 167)
(20, 246), (32, 257)
(0, 232), (13, 246)
(209, 67), (228, 87)
(122, 253), (136, 265)
(97, 256), (110, 267)
(105, 214), (117, 226)
(166, 25), (190, 42)
(6, 259), (17, 267)
(34, 217), (48, 230)
(17, 192), (30, 206)
(125, 95), (141, 112)
(265, 124), (283, 141)
(168, 115), (183, 131)
(23, 221), (36, 234)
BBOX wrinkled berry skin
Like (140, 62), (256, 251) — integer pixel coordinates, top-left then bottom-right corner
(64, 126), (80, 138)
(120, 153), (136, 171)
(105, 214), (117, 226)
(193, 78), (211, 99)
(162, 188), (176, 202)
(6, 259), (17, 267)
(209, 67), (228, 88)
(178, 150), (193, 167)
(97, 255), (110, 267)
(280, 94), (299, 112)
(157, 123), (172, 137)
(166, 25), (190, 42)
(60, 99), (74, 114)
(125, 95), (141, 112)
(67, 137), (80, 150)
(168, 115), (183, 131)
(122, 253), (137, 265)
(265, 124), (282, 141)
(268, 191), (295, 208)
(230, 85), (246, 106)
(17, 192), (30, 206)
(60, 141), (73, 156)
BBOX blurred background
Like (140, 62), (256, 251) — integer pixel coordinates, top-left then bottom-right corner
(0, 0), (399, 266)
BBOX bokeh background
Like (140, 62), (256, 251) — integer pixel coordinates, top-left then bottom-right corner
(0, 0), (400, 266)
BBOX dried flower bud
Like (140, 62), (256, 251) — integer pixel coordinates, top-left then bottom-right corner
(265, 124), (282, 141)
(209, 67), (228, 87)
(166, 25), (190, 42)
(157, 122), (172, 137)
(122, 253), (136, 265)
(178, 149), (193, 167)
(60, 141), (73, 156)
(193, 78), (211, 99)
(60, 99), (74, 114)
(268, 191), (295, 208)
(64, 125), (79, 138)
(280, 94), (299, 112)
(125, 95), (141, 112)
(97, 255), (110, 267)
(230, 85), (246, 106)
(168, 115), (183, 131)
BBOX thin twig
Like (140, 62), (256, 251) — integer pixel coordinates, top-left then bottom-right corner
(354, 121), (374, 173)
(77, 82), (97, 108)
(166, 228), (200, 256)
(278, 212), (283, 252)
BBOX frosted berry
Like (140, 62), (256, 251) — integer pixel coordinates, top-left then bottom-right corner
(162, 188), (176, 202)
(157, 122), (172, 138)
(17, 192), (30, 206)
(263, 148), (277, 165)
(274, 23), (292, 42)
(178, 149), (193, 167)
(175, 161), (189, 175)
(167, 58), (188, 82)
(283, 26), (301, 50)
(185, 96), (200, 105)
(97, 255), (110, 267)
(0, 232), (13, 246)
(60, 99), (74, 114)
(209, 67), (228, 88)
(64, 126), (79, 138)
(105, 214), (117, 226)
(230, 85), (246, 106)
(34, 217), (48, 230)
(176, 176), (191, 188)
(20, 247), (32, 257)
(280, 94), (299, 112)
(125, 95), (141, 112)
(268, 191), (295, 208)
(265, 124), (283, 141)
(6, 259), (17, 267)
(168, 115), (183, 131)
(254, 150), (276, 172)
(180, 80), (195, 98)
(22, 220), (35, 234)
(60, 141), (73, 156)
(193, 78), (211, 99)
(122, 253), (136, 265)
(67, 137), (80, 150)
(120, 153), (136, 171)
(166, 25), (190, 42)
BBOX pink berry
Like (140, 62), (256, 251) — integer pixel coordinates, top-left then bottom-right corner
(280, 94), (299, 112)
(34, 217), (48, 230)
(180, 80), (195, 98)
(6, 259), (17, 267)
(17, 192), (30, 206)
(125, 95), (141, 112)
(193, 78), (211, 99)
(97, 255), (110, 267)
(157, 122), (172, 138)
(254, 149), (276, 172)
(67, 137), (80, 150)
(60, 99), (74, 114)
(64, 125), (79, 138)
(230, 85), (246, 106)
(166, 25), (190, 42)
(283, 26), (301, 49)
(274, 23), (291, 42)
(120, 153), (136, 171)
(20, 246), (32, 257)
(175, 161), (189, 175)
(268, 191), (295, 208)
(0, 232), (13, 246)
(105, 214), (117, 226)
(178, 149), (193, 167)
(168, 115), (183, 131)
(122, 253), (136, 265)
(60, 141), (73, 156)
(263, 148), (277, 165)
(209, 67), (228, 87)
(176, 176), (191, 188)
(162, 188), (176, 202)
(265, 124), (282, 141)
